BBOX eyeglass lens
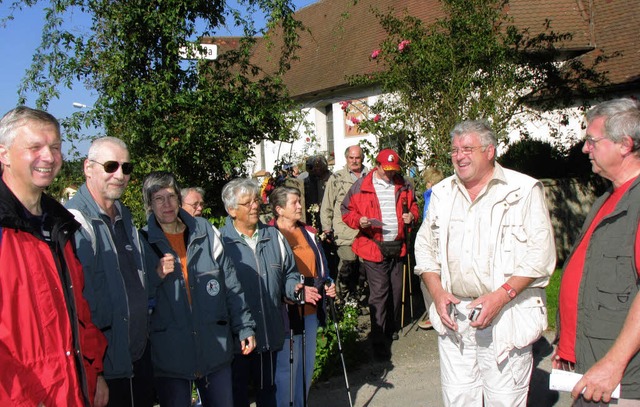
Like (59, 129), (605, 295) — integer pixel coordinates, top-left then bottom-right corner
(98, 160), (134, 175)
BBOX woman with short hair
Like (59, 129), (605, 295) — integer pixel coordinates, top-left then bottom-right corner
(141, 171), (256, 407)
(269, 185), (336, 407)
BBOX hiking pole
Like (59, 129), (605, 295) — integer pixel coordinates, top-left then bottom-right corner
(401, 258), (407, 333)
(289, 315), (294, 407)
(407, 243), (414, 321)
(300, 303), (307, 407)
(402, 199), (414, 323)
(295, 275), (308, 407)
(326, 281), (354, 407)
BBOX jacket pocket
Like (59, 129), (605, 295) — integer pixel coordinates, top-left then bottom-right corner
(193, 268), (227, 323)
(595, 254), (634, 312)
(509, 290), (547, 348)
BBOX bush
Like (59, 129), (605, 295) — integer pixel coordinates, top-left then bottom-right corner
(546, 268), (562, 330)
(313, 303), (363, 382)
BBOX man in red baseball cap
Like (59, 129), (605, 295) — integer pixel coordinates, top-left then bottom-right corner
(376, 149), (402, 171)
(341, 148), (419, 359)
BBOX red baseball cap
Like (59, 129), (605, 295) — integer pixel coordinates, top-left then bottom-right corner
(376, 149), (401, 171)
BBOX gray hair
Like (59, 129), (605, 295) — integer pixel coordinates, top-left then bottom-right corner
(344, 144), (363, 158)
(270, 186), (301, 217)
(181, 186), (205, 201)
(142, 171), (182, 214)
(221, 178), (260, 213)
(586, 98), (640, 151)
(87, 137), (129, 161)
(450, 120), (497, 147)
(0, 106), (60, 147)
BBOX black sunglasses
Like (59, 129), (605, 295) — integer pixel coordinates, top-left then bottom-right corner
(90, 160), (134, 175)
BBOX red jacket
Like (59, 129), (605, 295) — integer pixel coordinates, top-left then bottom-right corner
(0, 185), (107, 406)
(341, 171), (419, 262)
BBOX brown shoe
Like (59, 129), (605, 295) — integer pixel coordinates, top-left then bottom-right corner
(418, 319), (433, 330)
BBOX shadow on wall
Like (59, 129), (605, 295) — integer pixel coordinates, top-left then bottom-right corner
(542, 177), (608, 264)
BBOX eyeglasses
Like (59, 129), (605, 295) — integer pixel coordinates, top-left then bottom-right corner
(184, 201), (205, 209)
(449, 146), (486, 156)
(153, 193), (179, 206)
(90, 160), (134, 175)
(584, 136), (607, 148)
(237, 197), (261, 208)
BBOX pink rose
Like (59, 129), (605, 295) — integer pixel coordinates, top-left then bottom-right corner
(306, 137), (311, 142)
(339, 101), (350, 110)
(371, 49), (381, 59)
(373, 114), (381, 123)
(398, 40), (411, 51)
(351, 117), (360, 125)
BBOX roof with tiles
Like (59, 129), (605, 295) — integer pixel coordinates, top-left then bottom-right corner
(230, 0), (639, 100)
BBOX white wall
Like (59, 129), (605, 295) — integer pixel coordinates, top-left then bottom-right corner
(250, 91), (640, 175)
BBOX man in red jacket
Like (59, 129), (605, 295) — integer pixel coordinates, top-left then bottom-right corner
(341, 148), (419, 358)
(0, 106), (107, 406)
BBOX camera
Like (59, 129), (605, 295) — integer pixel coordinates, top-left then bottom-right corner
(468, 306), (482, 322)
(294, 274), (306, 304)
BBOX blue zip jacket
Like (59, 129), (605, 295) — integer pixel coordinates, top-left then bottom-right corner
(220, 217), (300, 353)
(65, 183), (148, 380)
(142, 209), (255, 379)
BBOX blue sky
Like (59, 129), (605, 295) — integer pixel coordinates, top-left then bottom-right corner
(0, 1), (317, 155)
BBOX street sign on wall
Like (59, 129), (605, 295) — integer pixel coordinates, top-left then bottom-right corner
(179, 43), (218, 60)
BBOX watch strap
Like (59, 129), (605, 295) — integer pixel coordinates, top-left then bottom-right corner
(501, 282), (517, 299)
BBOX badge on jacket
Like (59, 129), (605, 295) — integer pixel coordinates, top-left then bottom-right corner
(206, 279), (220, 296)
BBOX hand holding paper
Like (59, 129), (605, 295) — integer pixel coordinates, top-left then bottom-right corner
(549, 369), (621, 399)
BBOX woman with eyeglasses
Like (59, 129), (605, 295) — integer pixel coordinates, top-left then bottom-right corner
(140, 171), (256, 407)
(268, 185), (336, 407)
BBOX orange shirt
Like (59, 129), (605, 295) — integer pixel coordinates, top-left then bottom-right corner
(281, 227), (317, 316)
(165, 232), (191, 305)
(558, 177), (640, 362)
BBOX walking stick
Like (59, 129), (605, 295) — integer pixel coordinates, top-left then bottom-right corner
(402, 199), (414, 324)
(407, 242), (414, 321)
(294, 275), (308, 407)
(326, 282), (354, 407)
(401, 258), (407, 333)
(300, 303), (307, 407)
(400, 199), (409, 332)
(289, 319), (294, 407)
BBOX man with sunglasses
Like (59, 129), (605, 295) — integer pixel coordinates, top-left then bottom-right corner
(66, 137), (154, 407)
(414, 120), (555, 406)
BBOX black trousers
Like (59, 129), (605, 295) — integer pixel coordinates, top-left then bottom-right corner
(106, 343), (155, 407)
(362, 256), (403, 343)
(231, 351), (278, 407)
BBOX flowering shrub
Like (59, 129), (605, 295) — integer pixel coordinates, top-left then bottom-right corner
(397, 39), (411, 51)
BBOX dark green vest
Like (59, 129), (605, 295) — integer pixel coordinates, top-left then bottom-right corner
(572, 177), (640, 398)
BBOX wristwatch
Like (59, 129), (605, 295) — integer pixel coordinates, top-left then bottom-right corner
(501, 282), (517, 300)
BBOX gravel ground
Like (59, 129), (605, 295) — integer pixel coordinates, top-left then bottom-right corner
(305, 312), (573, 407)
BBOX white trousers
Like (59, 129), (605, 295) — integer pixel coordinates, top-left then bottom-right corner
(438, 300), (533, 407)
